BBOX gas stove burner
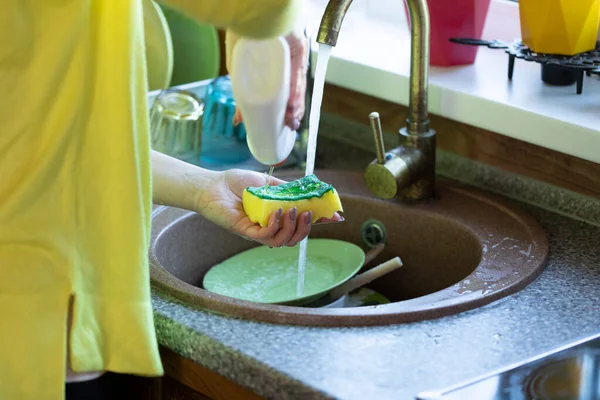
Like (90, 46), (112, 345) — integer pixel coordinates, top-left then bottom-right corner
(521, 352), (600, 400)
(524, 360), (577, 399)
(416, 334), (600, 400)
(450, 38), (600, 94)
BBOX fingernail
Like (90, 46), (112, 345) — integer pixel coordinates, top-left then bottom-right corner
(339, 216), (345, 222)
(292, 119), (301, 131)
(305, 211), (313, 224)
(269, 208), (283, 227)
(289, 207), (297, 221)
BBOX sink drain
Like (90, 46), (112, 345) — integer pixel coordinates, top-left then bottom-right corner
(360, 219), (388, 248)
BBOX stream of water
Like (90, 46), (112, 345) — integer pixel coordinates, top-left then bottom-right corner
(296, 44), (333, 297)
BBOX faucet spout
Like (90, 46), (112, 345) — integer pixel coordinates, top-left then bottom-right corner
(316, 0), (354, 47)
(405, 0), (430, 135)
(317, 0), (436, 201)
(317, 0), (431, 135)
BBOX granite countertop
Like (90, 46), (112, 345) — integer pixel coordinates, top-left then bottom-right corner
(151, 130), (600, 399)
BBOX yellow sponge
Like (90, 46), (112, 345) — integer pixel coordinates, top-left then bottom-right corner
(243, 174), (343, 227)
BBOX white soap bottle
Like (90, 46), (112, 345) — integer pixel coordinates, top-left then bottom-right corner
(230, 36), (296, 166)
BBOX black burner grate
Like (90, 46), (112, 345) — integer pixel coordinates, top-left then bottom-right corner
(450, 38), (600, 94)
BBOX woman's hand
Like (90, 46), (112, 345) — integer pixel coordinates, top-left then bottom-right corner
(225, 28), (309, 131)
(151, 152), (342, 248)
(195, 169), (342, 248)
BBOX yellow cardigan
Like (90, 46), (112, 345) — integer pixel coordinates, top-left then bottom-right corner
(0, 1), (299, 398)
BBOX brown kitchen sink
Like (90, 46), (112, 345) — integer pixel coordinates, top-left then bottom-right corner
(149, 170), (548, 327)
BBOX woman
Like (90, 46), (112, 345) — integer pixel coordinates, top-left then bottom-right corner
(0, 1), (340, 398)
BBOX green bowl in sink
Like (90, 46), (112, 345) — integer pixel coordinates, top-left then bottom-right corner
(202, 239), (365, 306)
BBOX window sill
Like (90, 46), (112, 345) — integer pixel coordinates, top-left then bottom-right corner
(306, 0), (600, 164)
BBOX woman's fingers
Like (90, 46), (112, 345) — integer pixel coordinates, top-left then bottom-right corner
(284, 32), (308, 130)
(262, 210), (313, 248)
(314, 212), (345, 225)
(227, 29), (307, 131)
(262, 208), (298, 247)
(233, 107), (243, 126)
(251, 209), (312, 248)
(246, 210), (343, 248)
(248, 208), (283, 242)
(285, 211), (313, 247)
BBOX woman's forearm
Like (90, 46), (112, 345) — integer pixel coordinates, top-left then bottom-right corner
(160, 0), (301, 39)
(151, 150), (217, 210)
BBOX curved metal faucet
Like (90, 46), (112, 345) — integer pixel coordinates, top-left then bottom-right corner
(317, 0), (436, 201)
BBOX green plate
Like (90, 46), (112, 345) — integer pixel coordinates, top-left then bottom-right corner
(158, 2), (220, 86)
(202, 239), (365, 306)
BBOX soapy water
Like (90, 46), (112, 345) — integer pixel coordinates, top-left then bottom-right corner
(297, 44), (333, 296)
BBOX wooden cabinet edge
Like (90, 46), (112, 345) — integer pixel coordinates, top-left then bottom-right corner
(160, 346), (264, 400)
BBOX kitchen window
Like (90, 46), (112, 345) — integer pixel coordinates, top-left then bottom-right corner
(304, 0), (600, 165)
(307, 0), (521, 45)
(307, 0), (521, 41)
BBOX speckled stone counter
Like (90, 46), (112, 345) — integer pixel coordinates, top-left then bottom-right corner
(151, 115), (600, 400)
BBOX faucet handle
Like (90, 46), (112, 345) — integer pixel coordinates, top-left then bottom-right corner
(369, 112), (387, 164)
(365, 111), (410, 200)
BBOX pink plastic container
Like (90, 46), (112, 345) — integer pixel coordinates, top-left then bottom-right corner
(404, 0), (492, 66)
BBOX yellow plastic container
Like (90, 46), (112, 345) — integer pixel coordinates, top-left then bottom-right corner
(519, 0), (600, 55)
